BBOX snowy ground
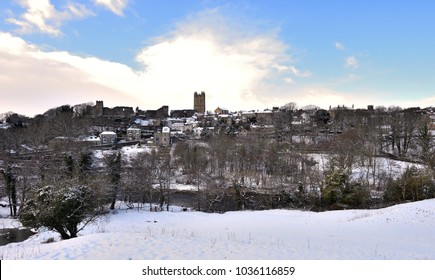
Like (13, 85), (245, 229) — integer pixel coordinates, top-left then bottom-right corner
(1, 199), (434, 260)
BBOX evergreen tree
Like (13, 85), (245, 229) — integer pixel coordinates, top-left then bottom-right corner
(20, 182), (104, 239)
(322, 168), (348, 206)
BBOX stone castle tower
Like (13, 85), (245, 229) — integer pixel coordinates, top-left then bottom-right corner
(93, 100), (104, 116)
(194, 91), (206, 114)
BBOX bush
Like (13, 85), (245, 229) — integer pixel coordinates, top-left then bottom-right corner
(343, 183), (371, 208)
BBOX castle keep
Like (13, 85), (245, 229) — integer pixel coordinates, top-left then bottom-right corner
(194, 91), (206, 114)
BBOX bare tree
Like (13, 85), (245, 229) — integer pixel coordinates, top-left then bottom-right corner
(106, 152), (122, 210)
(123, 151), (156, 210)
(154, 148), (172, 211)
(1, 166), (18, 216)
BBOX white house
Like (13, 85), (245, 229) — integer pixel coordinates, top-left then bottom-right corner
(100, 131), (117, 145)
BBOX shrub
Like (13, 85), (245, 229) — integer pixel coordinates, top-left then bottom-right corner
(343, 183), (371, 208)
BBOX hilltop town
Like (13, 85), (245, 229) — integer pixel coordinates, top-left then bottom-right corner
(1, 92), (435, 217)
(2, 92), (435, 153)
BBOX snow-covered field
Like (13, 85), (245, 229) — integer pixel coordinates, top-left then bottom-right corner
(1, 199), (434, 260)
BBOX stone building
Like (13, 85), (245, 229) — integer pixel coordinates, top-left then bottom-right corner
(90, 100), (135, 135)
(127, 127), (141, 141)
(93, 100), (104, 117)
(92, 100), (134, 118)
(170, 109), (196, 118)
(214, 107), (229, 115)
(154, 127), (171, 147)
(194, 91), (206, 114)
(136, 105), (169, 119)
(100, 131), (117, 145)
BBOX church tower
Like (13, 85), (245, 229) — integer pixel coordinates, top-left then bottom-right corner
(194, 91), (206, 114)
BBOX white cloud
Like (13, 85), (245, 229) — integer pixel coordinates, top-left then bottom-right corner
(4, 10), (388, 117)
(345, 55), (359, 68)
(0, 28), (424, 117)
(335, 42), (346, 51)
(0, 32), (141, 115)
(135, 9), (297, 110)
(284, 77), (294, 84)
(297, 87), (357, 108)
(93, 0), (128, 16)
(288, 66), (311, 78)
(6, 0), (93, 36)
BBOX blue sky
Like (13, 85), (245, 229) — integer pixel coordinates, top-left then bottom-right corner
(0, 0), (434, 116)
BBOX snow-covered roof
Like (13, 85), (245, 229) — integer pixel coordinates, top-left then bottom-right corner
(83, 136), (100, 142)
(162, 127), (170, 133)
(134, 119), (152, 126)
(171, 123), (185, 128)
(240, 110), (273, 115)
(21, 144), (34, 151)
(100, 131), (116, 135)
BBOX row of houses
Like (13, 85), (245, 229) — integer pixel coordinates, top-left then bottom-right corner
(84, 99), (435, 149)
(90, 127), (171, 147)
(90, 107), (311, 147)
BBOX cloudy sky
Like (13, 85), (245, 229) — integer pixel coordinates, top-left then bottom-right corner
(1, 0), (434, 116)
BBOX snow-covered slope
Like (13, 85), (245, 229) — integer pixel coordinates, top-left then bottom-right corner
(1, 199), (434, 260)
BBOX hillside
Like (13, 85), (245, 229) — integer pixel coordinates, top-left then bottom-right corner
(1, 199), (434, 260)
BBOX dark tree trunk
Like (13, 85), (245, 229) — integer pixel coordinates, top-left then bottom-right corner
(110, 185), (118, 210)
(54, 226), (71, 240)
